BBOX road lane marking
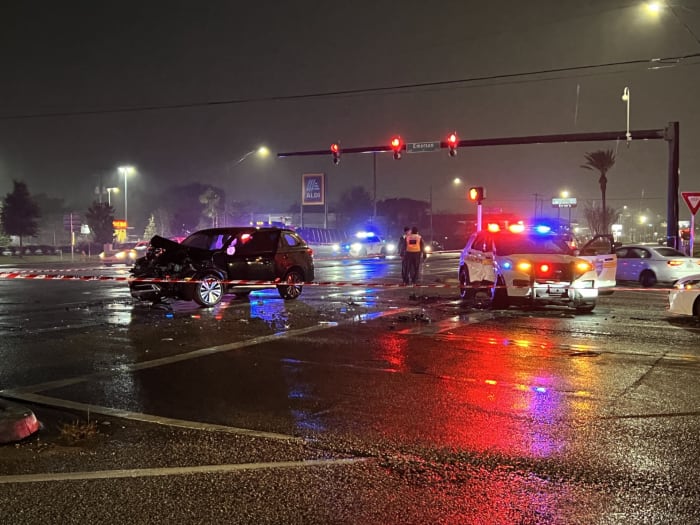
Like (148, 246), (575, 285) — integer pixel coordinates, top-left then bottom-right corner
(0, 392), (302, 442)
(0, 457), (367, 484)
(8, 307), (419, 395)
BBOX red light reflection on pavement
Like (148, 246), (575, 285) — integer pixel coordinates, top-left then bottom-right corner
(369, 323), (598, 459)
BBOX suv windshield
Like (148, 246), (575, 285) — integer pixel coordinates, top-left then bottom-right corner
(495, 233), (572, 256)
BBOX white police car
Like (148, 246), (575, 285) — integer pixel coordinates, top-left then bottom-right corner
(458, 224), (599, 313)
(669, 273), (700, 319)
(332, 231), (397, 258)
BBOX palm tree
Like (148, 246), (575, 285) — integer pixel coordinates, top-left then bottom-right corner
(581, 149), (616, 233)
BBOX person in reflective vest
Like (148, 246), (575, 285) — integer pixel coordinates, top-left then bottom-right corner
(404, 226), (426, 285)
(398, 226), (411, 285)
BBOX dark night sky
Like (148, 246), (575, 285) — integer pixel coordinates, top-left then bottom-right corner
(1, 1), (699, 231)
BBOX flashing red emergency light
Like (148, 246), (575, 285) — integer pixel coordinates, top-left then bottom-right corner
(447, 132), (458, 157)
(390, 136), (403, 160)
(330, 143), (340, 165)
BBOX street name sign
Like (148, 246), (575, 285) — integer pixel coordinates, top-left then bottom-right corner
(406, 141), (440, 153)
(551, 197), (577, 208)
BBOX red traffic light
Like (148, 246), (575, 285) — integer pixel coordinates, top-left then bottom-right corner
(390, 136), (403, 160)
(330, 142), (340, 165)
(468, 186), (484, 203)
(447, 132), (458, 157)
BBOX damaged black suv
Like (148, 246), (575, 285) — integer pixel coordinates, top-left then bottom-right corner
(129, 227), (315, 307)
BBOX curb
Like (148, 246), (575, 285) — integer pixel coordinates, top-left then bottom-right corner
(0, 400), (40, 444)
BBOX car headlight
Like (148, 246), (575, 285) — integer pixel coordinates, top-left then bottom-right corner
(424, 245), (432, 253)
(115, 251), (126, 259)
(332, 243), (340, 252)
(386, 243), (396, 253)
(350, 242), (362, 253)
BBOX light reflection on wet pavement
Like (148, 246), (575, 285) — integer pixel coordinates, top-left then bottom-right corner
(2, 257), (700, 523)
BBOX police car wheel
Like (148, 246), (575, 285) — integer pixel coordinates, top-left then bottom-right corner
(575, 304), (596, 314)
(491, 277), (508, 309)
(459, 267), (472, 300)
(473, 286), (493, 307)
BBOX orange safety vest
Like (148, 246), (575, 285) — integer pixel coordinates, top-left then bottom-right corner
(405, 233), (422, 253)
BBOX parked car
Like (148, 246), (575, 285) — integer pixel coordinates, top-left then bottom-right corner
(332, 231), (397, 258)
(423, 240), (444, 256)
(668, 273), (700, 319)
(100, 241), (149, 266)
(129, 227), (315, 307)
(614, 244), (700, 287)
(458, 223), (599, 312)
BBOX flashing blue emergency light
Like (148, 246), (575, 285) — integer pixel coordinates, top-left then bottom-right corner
(535, 225), (552, 234)
(502, 261), (512, 270)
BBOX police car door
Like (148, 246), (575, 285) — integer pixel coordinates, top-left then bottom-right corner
(579, 234), (617, 290)
(466, 232), (496, 283)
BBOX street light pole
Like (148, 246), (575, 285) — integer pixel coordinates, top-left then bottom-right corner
(234, 146), (270, 166)
(622, 87), (631, 145)
(118, 166), (136, 240)
(106, 187), (119, 206)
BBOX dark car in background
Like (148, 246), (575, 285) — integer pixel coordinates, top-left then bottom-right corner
(129, 227), (315, 307)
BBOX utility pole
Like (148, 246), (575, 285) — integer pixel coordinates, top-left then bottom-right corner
(532, 193), (541, 218)
(372, 152), (377, 221)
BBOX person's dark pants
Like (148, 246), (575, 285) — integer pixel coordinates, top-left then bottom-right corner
(406, 252), (422, 284)
(401, 255), (409, 284)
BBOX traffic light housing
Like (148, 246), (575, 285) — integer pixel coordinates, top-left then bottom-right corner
(468, 186), (484, 204)
(390, 136), (403, 160)
(447, 132), (458, 157)
(330, 142), (341, 165)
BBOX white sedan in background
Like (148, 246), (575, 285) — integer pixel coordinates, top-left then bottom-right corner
(615, 244), (700, 287)
(99, 241), (149, 266)
(669, 274), (700, 319)
(332, 232), (397, 258)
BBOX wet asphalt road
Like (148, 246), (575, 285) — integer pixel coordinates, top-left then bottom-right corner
(0, 254), (699, 524)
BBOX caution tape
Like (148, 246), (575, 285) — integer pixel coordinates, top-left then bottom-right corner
(0, 271), (678, 293)
(0, 271), (456, 288)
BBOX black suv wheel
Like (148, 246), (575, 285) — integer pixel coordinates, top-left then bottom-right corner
(193, 273), (224, 307)
(277, 269), (304, 300)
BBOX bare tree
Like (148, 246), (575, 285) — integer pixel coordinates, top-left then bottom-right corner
(583, 201), (619, 236)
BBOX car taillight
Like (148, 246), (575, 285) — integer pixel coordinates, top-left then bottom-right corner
(667, 260), (685, 267)
(539, 263), (550, 274)
(307, 248), (313, 256)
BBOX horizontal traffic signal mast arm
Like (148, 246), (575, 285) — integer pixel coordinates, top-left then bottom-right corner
(277, 127), (668, 158)
(278, 144), (402, 158)
(450, 128), (667, 148)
